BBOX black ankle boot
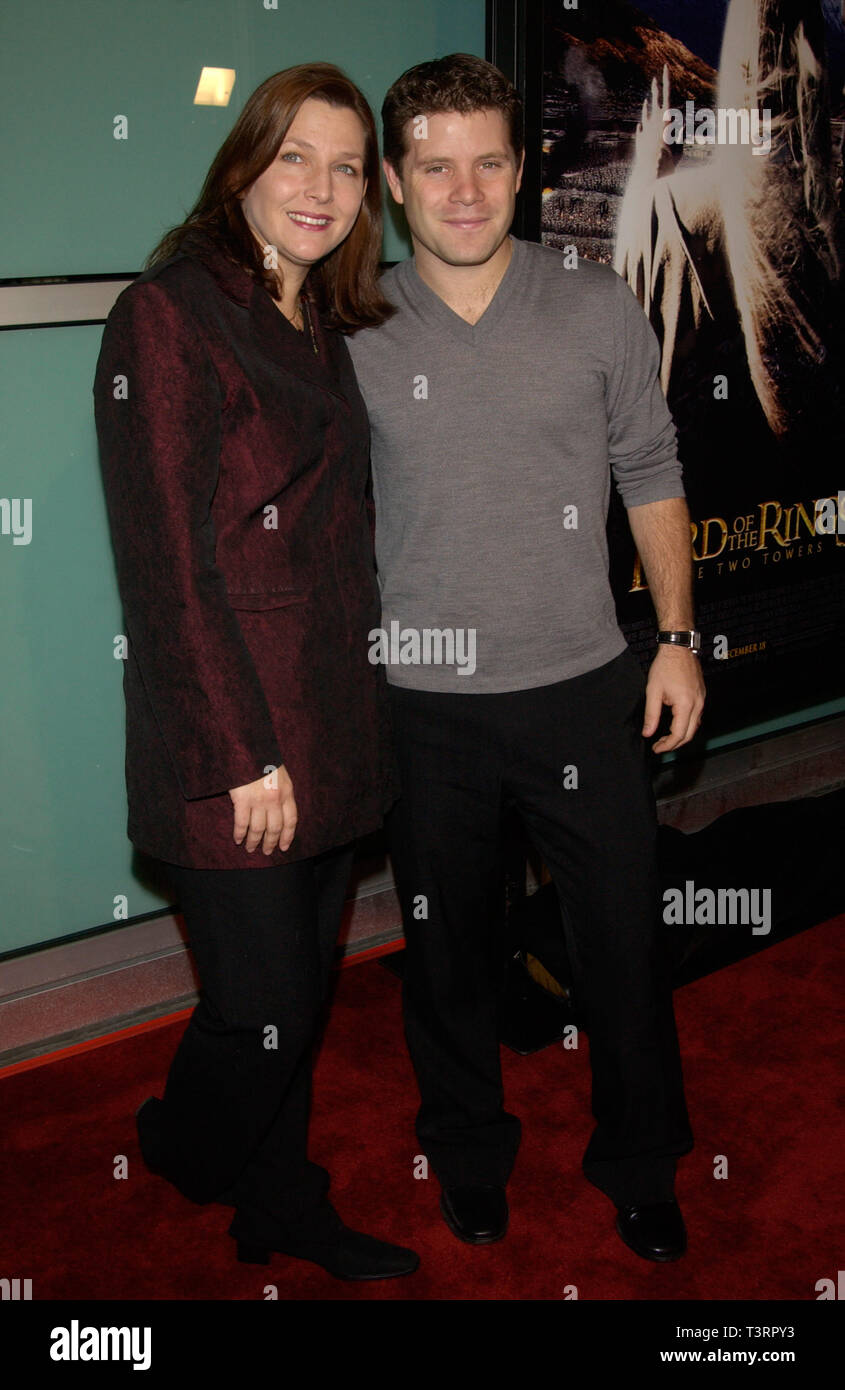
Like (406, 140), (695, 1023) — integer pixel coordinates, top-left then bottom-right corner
(231, 1210), (419, 1281)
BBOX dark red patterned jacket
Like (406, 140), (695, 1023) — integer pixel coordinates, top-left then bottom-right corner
(94, 230), (398, 868)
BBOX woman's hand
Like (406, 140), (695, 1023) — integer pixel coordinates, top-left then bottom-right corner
(228, 763), (298, 855)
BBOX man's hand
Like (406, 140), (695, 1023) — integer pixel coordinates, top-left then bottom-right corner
(643, 646), (706, 753)
(228, 763), (298, 855)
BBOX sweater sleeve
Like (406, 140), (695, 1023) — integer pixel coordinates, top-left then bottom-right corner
(93, 279), (283, 801)
(606, 270), (686, 508)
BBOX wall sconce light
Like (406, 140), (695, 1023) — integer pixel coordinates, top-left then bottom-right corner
(194, 68), (236, 107)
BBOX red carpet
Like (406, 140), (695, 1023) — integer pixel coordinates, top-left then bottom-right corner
(1, 916), (843, 1301)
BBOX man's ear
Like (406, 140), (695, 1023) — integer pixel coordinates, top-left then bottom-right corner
(514, 148), (525, 195)
(382, 155), (405, 205)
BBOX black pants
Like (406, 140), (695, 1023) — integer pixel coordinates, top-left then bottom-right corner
(387, 648), (694, 1207)
(141, 843), (355, 1243)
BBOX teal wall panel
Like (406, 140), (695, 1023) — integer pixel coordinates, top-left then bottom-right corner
(0, 327), (133, 950)
(0, 0), (485, 277)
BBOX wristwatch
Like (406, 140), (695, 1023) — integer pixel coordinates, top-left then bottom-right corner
(657, 629), (701, 654)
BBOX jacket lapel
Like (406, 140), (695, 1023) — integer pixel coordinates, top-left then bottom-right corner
(179, 228), (353, 408)
(247, 281), (353, 408)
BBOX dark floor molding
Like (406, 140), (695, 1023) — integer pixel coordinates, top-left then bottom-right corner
(2, 714), (843, 1067)
(654, 712), (845, 831)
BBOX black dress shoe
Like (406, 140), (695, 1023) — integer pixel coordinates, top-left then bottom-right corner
(234, 1225), (419, 1281)
(440, 1184), (508, 1245)
(615, 1197), (687, 1262)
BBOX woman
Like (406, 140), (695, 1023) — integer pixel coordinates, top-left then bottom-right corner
(93, 64), (417, 1281)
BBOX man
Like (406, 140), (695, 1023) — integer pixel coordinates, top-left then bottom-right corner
(347, 54), (706, 1262)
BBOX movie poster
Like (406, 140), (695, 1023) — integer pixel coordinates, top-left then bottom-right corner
(538, 0), (845, 732)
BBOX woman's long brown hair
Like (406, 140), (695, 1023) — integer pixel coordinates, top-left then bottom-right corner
(147, 63), (393, 332)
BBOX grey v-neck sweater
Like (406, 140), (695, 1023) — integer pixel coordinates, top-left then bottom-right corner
(347, 236), (684, 692)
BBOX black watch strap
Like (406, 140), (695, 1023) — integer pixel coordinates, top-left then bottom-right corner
(657, 629), (701, 653)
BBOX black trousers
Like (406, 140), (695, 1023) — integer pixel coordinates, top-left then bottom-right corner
(386, 648), (694, 1207)
(141, 843), (355, 1243)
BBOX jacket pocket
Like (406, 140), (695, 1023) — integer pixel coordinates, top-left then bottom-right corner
(225, 588), (307, 611)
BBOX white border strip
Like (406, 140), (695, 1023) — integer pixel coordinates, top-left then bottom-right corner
(0, 278), (135, 328)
